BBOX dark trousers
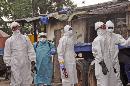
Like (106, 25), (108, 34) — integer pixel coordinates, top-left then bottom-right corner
(120, 63), (128, 86)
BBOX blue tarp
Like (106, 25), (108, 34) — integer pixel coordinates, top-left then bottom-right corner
(58, 8), (69, 14)
(74, 43), (92, 53)
(74, 43), (130, 53)
(0, 48), (4, 56)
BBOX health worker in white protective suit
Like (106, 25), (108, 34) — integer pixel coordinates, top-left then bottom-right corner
(3, 22), (36, 86)
(105, 20), (130, 86)
(92, 21), (118, 86)
(57, 25), (78, 86)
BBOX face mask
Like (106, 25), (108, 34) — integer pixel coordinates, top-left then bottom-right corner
(40, 38), (46, 42)
(107, 29), (114, 33)
(97, 29), (106, 36)
(13, 29), (20, 35)
(68, 30), (73, 36)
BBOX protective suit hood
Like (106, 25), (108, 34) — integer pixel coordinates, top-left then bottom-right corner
(95, 22), (106, 36)
(95, 22), (104, 30)
(10, 22), (20, 29)
(64, 25), (73, 36)
(106, 20), (114, 33)
(10, 22), (21, 35)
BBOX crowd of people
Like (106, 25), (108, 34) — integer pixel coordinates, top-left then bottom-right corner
(3, 20), (130, 86)
(3, 22), (77, 86)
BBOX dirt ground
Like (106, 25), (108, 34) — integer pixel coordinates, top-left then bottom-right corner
(0, 80), (35, 86)
(0, 79), (61, 86)
(0, 80), (10, 86)
(0, 79), (129, 86)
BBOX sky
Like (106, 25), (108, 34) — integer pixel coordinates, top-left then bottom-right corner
(71, 0), (113, 7)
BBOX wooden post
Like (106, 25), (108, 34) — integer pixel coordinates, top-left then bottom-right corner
(33, 22), (37, 42)
(44, 24), (47, 33)
(21, 22), (24, 34)
(53, 29), (62, 86)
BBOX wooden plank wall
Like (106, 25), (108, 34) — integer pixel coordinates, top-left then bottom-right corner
(46, 21), (66, 84)
(72, 18), (87, 43)
(114, 13), (128, 39)
(47, 21), (66, 41)
(126, 12), (130, 38)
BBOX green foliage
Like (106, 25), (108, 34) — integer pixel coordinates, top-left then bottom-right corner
(0, 0), (11, 17)
(0, 0), (76, 34)
(34, 0), (76, 14)
(10, 0), (33, 19)
(0, 0), (33, 19)
(0, 0), (76, 19)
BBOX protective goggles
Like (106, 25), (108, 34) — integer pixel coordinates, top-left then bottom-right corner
(96, 24), (106, 30)
(108, 27), (114, 29)
(69, 27), (72, 31)
(39, 35), (47, 38)
(12, 26), (20, 31)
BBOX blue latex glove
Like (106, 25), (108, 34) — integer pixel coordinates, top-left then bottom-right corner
(60, 64), (65, 69)
(60, 64), (68, 78)
(50, 48), (56, 55)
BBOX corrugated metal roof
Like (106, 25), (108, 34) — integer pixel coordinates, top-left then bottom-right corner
(89, 1), (130, 14)
(75, 1), (129, 12)
(6, 1), (130, 24)
(25, 16), (41, 22)
(48, 11), (89, 21)
(68, 11), (87, 21)
(65, 1), (130, 21)
(48, 12), (69, 21)
(8, 16), (41, 23)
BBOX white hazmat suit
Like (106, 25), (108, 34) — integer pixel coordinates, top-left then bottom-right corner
(92, 22), (118, 86)
(57, 25), (78, 86)
(4, 22), (36, 86)
(106, 20), (130, 86)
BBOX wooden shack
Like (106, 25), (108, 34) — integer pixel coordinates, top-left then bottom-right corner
(75, 0), (130, 42)
(46, 0), (130, 43)
(45, 0), (130, 86)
